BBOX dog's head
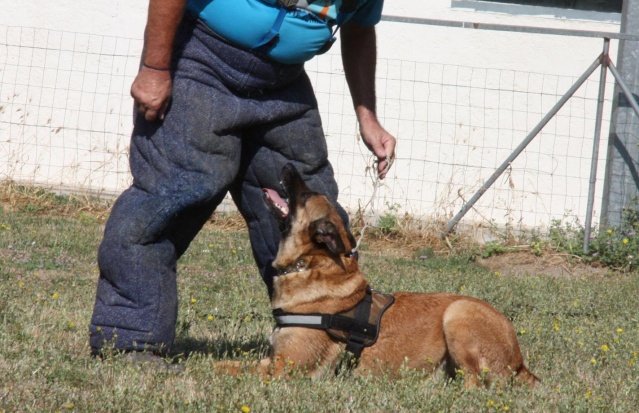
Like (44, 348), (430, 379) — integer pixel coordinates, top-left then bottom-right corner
(263, 164), (364, 310)
(263, 163), (356, 262)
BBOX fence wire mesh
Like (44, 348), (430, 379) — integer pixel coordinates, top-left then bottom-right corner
(0, 24), (618, 235)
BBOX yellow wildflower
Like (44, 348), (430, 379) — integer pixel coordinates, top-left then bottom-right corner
(623, 238), (629, 244)
(241, 406), (250, 413)
(601, 344), (609, 352)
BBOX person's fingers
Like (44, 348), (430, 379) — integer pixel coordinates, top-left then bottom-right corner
(376, 137), (396, 179)
(136, 104), (157, 122)
(157, 100), (170, 121)
(144, 107), (159, 122)
(377, 157), (391, 179)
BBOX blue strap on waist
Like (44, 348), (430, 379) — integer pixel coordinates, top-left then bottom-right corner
(253, 6), (287, 50)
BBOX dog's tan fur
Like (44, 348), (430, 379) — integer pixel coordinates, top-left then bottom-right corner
(217, 164), (539, 387)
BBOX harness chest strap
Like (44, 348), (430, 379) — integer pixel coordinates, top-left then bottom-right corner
(272, 287), (395, 360)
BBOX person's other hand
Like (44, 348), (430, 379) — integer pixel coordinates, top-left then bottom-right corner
(130, 66), (172, 122)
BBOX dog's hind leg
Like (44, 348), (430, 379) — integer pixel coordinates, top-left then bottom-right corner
(442, 299), (527, 388)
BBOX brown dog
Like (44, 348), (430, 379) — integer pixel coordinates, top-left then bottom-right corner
(219, 163), (539, 387)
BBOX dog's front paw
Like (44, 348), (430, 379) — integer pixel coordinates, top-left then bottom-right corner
(213, 358), (275, 378)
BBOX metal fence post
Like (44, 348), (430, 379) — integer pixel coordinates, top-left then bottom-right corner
(601, 0), (639, 228)
(583, 39), (610, 253)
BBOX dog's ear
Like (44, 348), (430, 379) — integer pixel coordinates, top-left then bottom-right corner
(309, 218), (346, 255)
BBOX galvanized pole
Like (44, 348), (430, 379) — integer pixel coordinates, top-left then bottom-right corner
(607, 63), (639, 118)
(583, 39), (610, 253)
(601, 0), (639, 228)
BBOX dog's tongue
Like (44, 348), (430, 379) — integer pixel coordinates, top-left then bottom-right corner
(263, 188), (289, 218)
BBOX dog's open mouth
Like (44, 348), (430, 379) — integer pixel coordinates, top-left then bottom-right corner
(263, 188), (289, 218)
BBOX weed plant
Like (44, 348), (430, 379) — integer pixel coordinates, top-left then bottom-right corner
(548, 205), (639, 271)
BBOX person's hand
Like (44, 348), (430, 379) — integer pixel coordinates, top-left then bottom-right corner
(130, 65), (173, 122)
(359, 118), (396, 179)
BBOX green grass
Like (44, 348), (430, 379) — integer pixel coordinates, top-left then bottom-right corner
(1, 202), (638, 412)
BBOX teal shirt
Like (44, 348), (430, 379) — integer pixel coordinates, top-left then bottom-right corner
(186, 0), (384, 64)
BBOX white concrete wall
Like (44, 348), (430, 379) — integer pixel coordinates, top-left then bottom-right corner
(0, 1), (623, 235)
(1, 1), (619, 74)
(2, 0), (148, 39)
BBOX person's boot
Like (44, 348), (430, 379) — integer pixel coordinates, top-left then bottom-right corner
(92, 348), (185, 373)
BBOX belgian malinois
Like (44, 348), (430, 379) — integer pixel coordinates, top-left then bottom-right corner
(219, 163), (539, 387)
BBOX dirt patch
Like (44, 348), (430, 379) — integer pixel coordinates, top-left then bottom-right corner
(347, 233), (613, 279)
(476, 251), (610, 279)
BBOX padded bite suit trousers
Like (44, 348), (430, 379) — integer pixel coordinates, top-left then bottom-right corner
(89, 17), (348, 352)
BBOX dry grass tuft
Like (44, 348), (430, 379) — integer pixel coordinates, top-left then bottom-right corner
(0, 180), (112, 219)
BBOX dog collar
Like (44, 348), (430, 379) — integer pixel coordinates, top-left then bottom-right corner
(275, 259), (306, 276)
(275, 251), (357, 276)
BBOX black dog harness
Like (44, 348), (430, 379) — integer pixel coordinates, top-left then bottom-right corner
(272, 286), (395, 364)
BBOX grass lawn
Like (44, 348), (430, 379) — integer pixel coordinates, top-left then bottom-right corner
(1, 196), (638, 412)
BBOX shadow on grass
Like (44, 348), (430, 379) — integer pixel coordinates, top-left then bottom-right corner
(171, 335), (270, 361)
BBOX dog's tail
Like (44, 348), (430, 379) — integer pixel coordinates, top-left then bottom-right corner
(515, 365), (541, 387)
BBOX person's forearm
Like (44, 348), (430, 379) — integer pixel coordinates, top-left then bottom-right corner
(340, 23), (396, 179)
(340, 23), (378, 123)
(143, 0), (188, 69)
